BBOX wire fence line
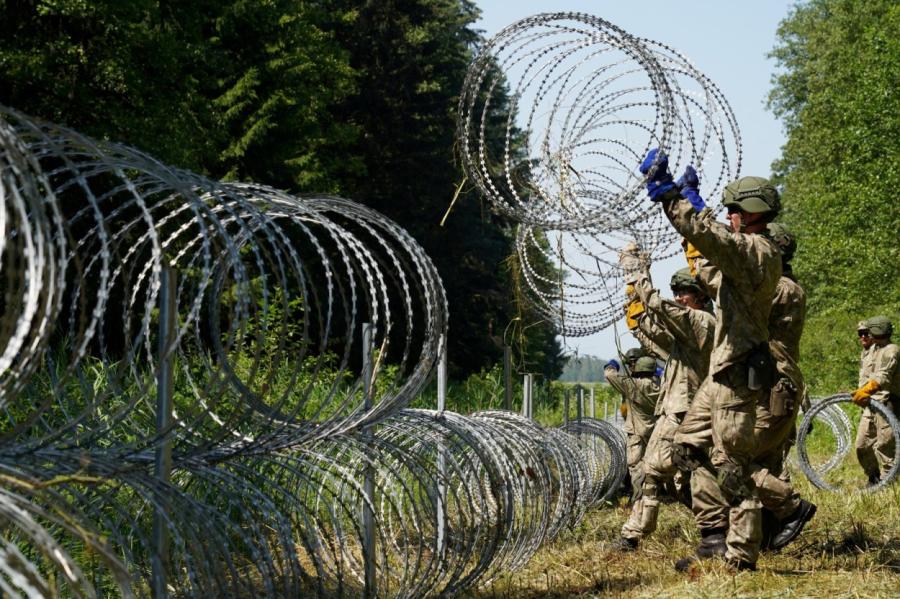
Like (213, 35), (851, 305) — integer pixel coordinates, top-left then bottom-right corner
(0, 103), (630, 597)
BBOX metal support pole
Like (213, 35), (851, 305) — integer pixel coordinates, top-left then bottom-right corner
(362, 323), (376, 598)
(576, 385), (583, 423)
(152, 266), (176, 599)
(521, 374), (533, 419)
(436, 334), (447, 560)
(503, 345), (512, 411)
(563, 388), (570, 426)
(589, 387), (595, 418)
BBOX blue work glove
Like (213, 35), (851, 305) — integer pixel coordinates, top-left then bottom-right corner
(605, 359), (621, 372)
(655, 366), (664, 378)
(676, 165), (706, 211)
(638, 148), (675, 201)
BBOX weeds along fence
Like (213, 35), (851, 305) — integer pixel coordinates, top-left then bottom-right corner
(0, 105), (629, 597)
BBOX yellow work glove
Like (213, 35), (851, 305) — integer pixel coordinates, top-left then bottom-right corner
(851, 380), (880, 406)
(619, 402), (628, 418)
(625, 300), (644, 330)
(682, 240), (702, 276)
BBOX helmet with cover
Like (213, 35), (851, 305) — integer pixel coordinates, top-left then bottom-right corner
(722, 176), (781, 215)
(624, 348), (644, 362)
(670, 267), (703, 295)
(633, 356), (657, 374)
(866, 315), (893, 338)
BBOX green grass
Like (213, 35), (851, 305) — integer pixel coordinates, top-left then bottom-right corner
(464, 465), (900, 598)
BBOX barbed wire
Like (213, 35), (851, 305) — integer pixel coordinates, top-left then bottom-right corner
(457, 12), (741, 335)
(796, 394), (900, 492)
(0, 105), (634, 597)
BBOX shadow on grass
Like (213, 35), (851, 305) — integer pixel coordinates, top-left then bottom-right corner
(468, 574), (646, 598)
(778, 520), (900, 571)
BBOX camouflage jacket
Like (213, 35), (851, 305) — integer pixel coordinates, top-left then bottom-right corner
(605, 368), (659, 440)
(866, 342), (900, 402)
(662, 200), (782, 379)
(633, 307), (673, 362)
(632, 273), (715, 416)
(858, 346), (875, 387)
(769, 274), (806, 394)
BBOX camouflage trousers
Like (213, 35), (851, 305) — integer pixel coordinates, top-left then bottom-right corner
(621, 412), (687, 540)
(856, 401), (897, 478)
(672, 365), (766, 564)
(675, 367), (800, 562)
(626, 431), (651, 503)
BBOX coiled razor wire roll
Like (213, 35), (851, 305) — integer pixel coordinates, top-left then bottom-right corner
(0, 104), (448, 462)
(789, 400), (853, 476)
(0, 105), (638, 597)
(457, 12), (741, 335)
(561, 417), (628, 503)
(797, 393), (900, 492)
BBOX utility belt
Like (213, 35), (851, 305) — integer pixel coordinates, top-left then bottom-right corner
(769, 378), (797, 417)
(745, 343), (777, 392)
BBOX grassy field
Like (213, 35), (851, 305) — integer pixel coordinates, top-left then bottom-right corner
(464, 461), (900, 598)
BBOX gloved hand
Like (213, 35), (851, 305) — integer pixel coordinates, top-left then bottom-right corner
(681, 239), (703, 276)
(619, 242), (649, 284)
(852, 380), (880, 406)
(676, 165), (706, 211)
(638, 148), (675, 201)
(655, 366), (664, 378)
(605, 359), (621, 372)
(619, 402), (628, 418)
(625, 300), (644, 330)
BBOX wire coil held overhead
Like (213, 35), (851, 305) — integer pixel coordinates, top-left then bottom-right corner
(457, 12), (742, 335)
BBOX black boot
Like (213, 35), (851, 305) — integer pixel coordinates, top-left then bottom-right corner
(770, 499), (817, 550)
(695, 527), (727, 558)
(867, 472), (881, 485)
(611, 536), (639, 552)
(675, 527), (727, 572)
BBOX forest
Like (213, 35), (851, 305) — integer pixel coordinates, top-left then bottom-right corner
(1, 0), (897, 389)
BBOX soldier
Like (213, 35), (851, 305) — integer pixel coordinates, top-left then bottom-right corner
(605, 355), (660, 503)
(640, 150), (782, 571)
(751, 222), (816, 550)
(613, 264), (715, 551)
(852, 316), (900, 483)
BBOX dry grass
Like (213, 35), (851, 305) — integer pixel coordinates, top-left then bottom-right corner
(464, 470), (900, 598)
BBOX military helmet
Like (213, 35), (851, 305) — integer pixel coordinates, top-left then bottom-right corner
(866, 315), (893, 337)
(624, 348), (644, 361)
(722, 176), (781, 214)
(632, 356), (657, 374)
(766, 222), (797, 260)
(670, 267), (703, 294)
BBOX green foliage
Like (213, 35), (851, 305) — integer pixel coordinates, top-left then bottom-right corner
(558, 355), (611, 383)
(0, 0), (567, 381)
(768, 0), (900, 394)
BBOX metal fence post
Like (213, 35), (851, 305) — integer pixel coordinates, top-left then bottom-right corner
(503, 345), (512, 411)
(576, 385), (584, 423)
(521, 374), (533, 419)
(436, 334), (447, 560)
(152, 266), (176, 599)
(361, 323), (376, 598)
(563, 388), (570, 426)
(588, 387), (595, 418)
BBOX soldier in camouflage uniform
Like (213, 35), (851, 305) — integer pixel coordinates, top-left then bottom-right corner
(853, 316), (900, 482)
(605, 356), (660, 503)
(752, 222), (817, 550)
(640, 151), (782, 571)
(613, 263), (715, 551)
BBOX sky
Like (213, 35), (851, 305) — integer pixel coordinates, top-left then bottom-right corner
(474, 0), (796, 361)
